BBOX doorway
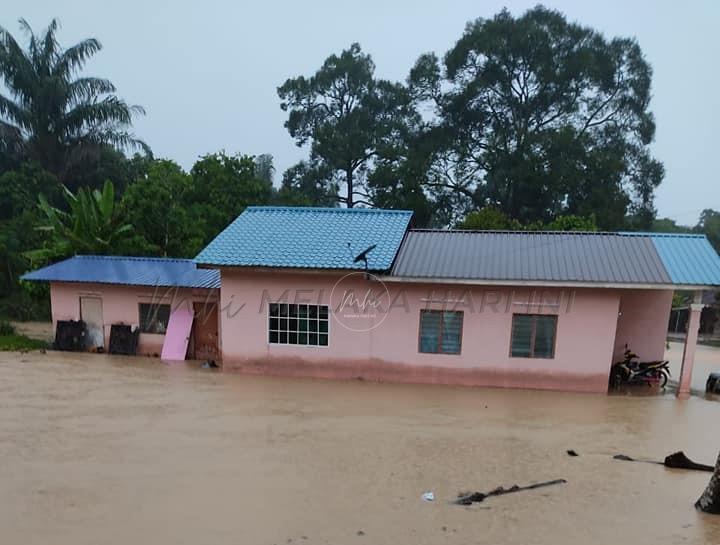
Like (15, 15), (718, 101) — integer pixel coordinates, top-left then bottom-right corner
(80, 296), (104, 351)
(190, 302), (219, 361)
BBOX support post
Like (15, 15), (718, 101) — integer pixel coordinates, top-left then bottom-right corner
(677, 290), (704, 399)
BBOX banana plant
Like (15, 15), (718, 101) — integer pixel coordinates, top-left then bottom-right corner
(25, 180), (132, 263)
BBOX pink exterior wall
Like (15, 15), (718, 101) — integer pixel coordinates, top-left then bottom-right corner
(612, 289), (673, 363)
(217, 269), (637, 393)
(49, 282), (218, 356)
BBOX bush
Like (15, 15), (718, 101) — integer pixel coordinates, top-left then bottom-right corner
(0, 320), (14, 335)
(0, 334), (47, 351)
(0, 289), (50, 321)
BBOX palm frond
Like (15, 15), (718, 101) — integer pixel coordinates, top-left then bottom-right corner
(0, 92), (30, 128)
(63, 96), (135, 133)
(41, 19), (59, 62)
(0, 119), (25, 157)
(87, 130), (150, 153)
(56, 38), (102, 77)
(67, 77), (116, 103)
(0, 23), (37, 102)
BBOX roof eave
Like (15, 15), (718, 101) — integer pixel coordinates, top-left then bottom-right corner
(381, 275), (718, 290)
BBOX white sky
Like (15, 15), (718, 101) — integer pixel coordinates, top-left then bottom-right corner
(4, 0), (719, 224)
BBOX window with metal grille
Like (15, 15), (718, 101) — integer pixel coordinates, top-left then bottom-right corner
(418, 310), (463, 354)
(138, 303), (171, 334)
(268, 303), (329, 346)
(510, 314), (557, 358)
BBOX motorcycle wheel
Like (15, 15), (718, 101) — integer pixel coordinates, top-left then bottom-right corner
(610, 369), (625, 390)
(658, 371), (668, 389)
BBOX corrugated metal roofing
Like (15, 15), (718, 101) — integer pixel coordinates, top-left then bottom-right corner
(194, 206), (413, 271)
(22, 255), (220, 289)
(634, 233), (720, 286)
(391, 230), (720, 287)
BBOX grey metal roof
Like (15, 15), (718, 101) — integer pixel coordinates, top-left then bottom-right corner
(391, 230), (679, 285)
(22, 255), (221, 289)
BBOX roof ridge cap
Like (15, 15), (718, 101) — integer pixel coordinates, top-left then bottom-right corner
(246, 205), (412, 214)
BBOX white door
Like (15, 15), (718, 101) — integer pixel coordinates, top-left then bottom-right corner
(80, 296), (104, 350)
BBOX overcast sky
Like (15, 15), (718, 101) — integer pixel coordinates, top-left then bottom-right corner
(4, 0), (718, 224)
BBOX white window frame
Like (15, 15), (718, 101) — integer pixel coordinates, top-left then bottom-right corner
(266, 302), (330, 348)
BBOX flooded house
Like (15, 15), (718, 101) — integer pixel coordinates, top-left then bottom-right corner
(22, 256), (220, 359)
(23, 206), (720, 394)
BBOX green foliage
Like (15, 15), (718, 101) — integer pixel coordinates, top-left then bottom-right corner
(0, 162), (57, 220)
(277, 160), (339, 207)
(0, 19), (146, 181)
(458, 208), (597, 231)
(0, 320), (14, 335)
(697, 209), (720, 252)
(63, 147), (152, 195)
(278, 43), (416, 208)
(532, 215), (599, 232)
(0, 288), (50, 321)
(189, 152), (274, 239)
(458, 208), (522, 230)
(121, 153), (277, 258)
(26, 180), (132, 263)
(121, 160), (204, 257)
(0, 333), (47, 351)
(407, 6), (662, 229)
(651, 217), (693, 233)
(672, 291), (692, 308)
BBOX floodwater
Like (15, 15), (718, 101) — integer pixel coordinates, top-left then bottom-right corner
(1, 351), (719, 545)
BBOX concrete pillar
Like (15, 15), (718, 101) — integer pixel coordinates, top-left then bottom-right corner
(677, 290), (704, 398)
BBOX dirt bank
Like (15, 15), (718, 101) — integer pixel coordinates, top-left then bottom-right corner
(0, 350), (718, 545)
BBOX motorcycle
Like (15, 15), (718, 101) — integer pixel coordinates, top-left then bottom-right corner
(610, 347), (670, 389)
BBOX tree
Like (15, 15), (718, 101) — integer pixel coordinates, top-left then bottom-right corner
(0, 19), (146, 182)
(277, 160), (339, 206)
(531, 214), (598, 232)
(189, 152), (274, 241)
(652, 217), (693, 234)
(26, 180), (131, 262)
(0, 162), (57, 221)
(696, 451), (720, 514)
(254, 153), (275, 184)
(121, 160), (204, 257)
(409, 6), (663, 229)
(697, 209), (720, 252)
(278, 43), (415, 207)
(458, 207), (521, 230)
(458, 207), (597, 231)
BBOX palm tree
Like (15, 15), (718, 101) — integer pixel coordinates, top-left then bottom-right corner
(697, 451), (720, 514)
(0, 19), (146, 182)
(26, 180), (132, 263)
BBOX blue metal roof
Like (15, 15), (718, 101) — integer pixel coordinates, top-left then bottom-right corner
(194, 206), (413, 271)
(22, 255), (220, 289)
(648, 234), (720, 286)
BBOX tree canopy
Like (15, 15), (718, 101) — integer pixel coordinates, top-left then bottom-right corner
(408, 6), (663, 229)
(0, 19), (146, 185)
(278, 43), (416, 208)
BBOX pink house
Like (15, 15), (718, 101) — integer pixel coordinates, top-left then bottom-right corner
(24, 256), (221, 359)
(24, 206), (720, 395)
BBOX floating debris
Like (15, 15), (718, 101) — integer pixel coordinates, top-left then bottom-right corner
(455, 479), (567, 505)
(421, 491), (435, 502)
(613, 451), (713, 472)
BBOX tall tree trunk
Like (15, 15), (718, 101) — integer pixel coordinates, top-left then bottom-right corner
(696, 451), (720, 514)
(345, 166), (354, 208)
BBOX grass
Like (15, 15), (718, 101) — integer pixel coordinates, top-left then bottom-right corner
(0, 334), (48, 351)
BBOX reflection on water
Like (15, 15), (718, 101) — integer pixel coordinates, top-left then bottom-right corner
(0, 350), (719, 545)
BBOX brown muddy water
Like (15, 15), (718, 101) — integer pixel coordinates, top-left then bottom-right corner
(1, 351), (719, 545)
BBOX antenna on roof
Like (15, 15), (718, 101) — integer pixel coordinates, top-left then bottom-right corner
(352, 244), (376, 279)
